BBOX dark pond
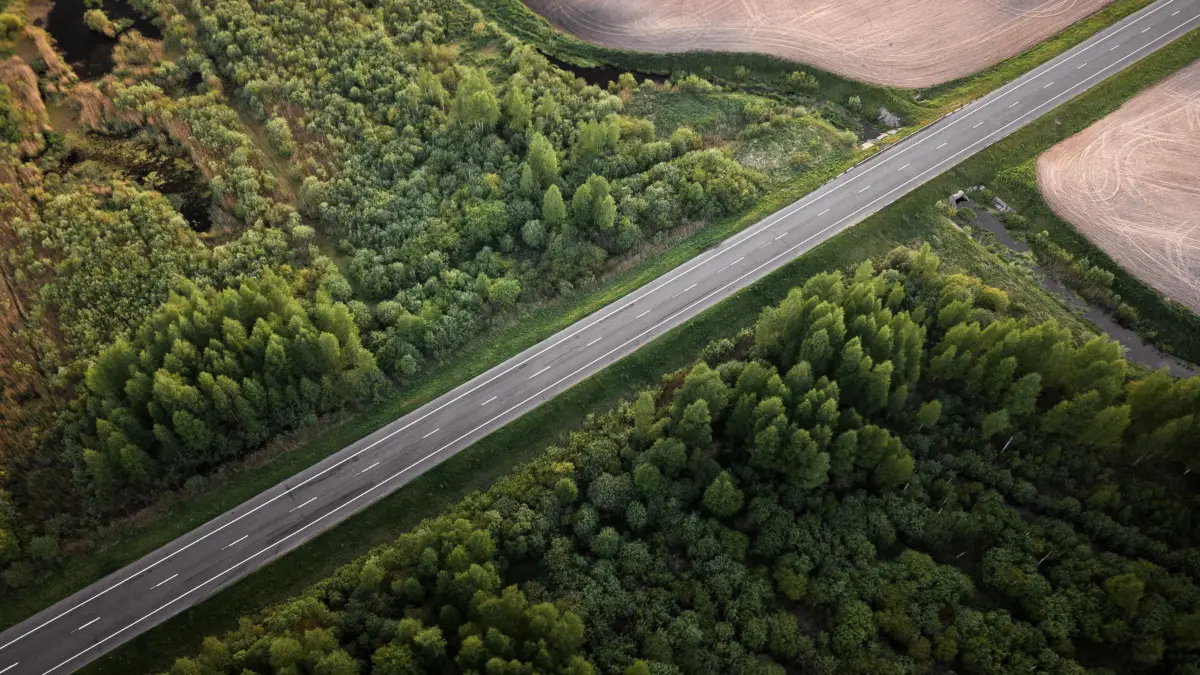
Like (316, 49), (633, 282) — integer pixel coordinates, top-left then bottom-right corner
(538, 50), (666, 89)
(45, 0), (162, 80)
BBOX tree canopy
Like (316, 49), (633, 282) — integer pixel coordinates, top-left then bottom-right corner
(164, 246), (1200, 674)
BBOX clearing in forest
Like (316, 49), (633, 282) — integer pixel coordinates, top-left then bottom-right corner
(1037, 61), (1200, 315)
(520, 0), (1111, 88)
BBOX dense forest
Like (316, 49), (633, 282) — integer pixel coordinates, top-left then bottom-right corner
(0, 0), (860, 595)
(165, 247), (1200, 675)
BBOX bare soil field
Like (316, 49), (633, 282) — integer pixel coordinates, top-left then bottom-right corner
(1038, 61), (1200, 315)
(521, 0), (1111, 88)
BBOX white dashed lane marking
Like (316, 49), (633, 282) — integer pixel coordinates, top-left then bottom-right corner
(527, 366), (551, 380)
(71, 619), (100, 634)
(421, 428), (440, 439)
(358, 462), (380, 475)
(150, 574), (177, 590)
(669, 284), (697, 300)
(481, 396), (497, 406)
(288, 497), (317, 513)
(221, 536), (248, 551)
(586, 337), (602, 347)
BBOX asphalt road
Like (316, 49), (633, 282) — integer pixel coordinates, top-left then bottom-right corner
(2, 1), (1197, 673)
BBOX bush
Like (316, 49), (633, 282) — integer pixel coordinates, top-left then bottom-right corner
(0, 12), (23, 41)
(1000, 211), (1027, 228)
(786, 71), (819, 93)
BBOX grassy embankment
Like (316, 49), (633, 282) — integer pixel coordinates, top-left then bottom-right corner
(78, 24), (1200, 674)
(465, 0), (1157, 122)
(942, 29), (1200, 364)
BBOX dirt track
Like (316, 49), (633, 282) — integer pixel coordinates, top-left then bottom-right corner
(1038, 62), (1200, 315)
(521, 0), (1111, 88)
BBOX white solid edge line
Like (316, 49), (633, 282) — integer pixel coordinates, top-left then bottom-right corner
(35, 19), (1200, 666)
(288, 497), (317, 513)
(8, 0), (1185, 658)
(421, 428), (440, 439)
(358, 461), (380, 475)
(220, 535), (248, 552)
(0, 663), (16, 674)
(71, 619), (100, 634)
(150, 574), (177, 590)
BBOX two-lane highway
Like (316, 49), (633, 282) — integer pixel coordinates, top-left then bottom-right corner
(2, 1), (1197, 672)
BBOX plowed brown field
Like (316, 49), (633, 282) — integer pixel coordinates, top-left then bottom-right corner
(1038, 61), (1200, 314)
(521, 0), (1112, 88)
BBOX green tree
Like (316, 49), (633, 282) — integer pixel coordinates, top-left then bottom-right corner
(542, 185), (567, 226)
(503, 86), (533, 130)
(452, 67), (500, 130)
(265, 116), (296, 157)
(527, 132), (559, 186)
(1105, 573), (1144, 615)
(675, 399), (712, 449)
(916, 399), (941, 429)
(703, 471), (744, 517)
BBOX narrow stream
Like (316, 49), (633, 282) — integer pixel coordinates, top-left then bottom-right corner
(969, 204), (1196, 377)
(537, 50), (666, 88)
